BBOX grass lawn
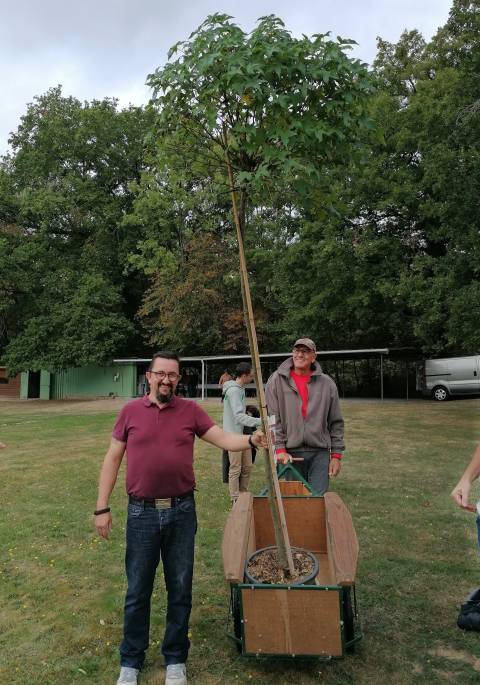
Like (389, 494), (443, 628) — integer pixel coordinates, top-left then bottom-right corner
(1, 397), (480, 684)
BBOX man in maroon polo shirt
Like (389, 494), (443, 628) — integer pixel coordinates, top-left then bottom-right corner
(94, 351), (265, 685)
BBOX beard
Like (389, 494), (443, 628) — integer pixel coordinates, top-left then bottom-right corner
(156, 383), (174, 404)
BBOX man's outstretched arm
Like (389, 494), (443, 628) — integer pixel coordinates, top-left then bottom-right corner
(201, 425), (265, 452)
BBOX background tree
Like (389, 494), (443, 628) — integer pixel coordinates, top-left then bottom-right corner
(0, 87), (150, 372)
(371, 6), (480, 354)
(278, 2), (480, 356)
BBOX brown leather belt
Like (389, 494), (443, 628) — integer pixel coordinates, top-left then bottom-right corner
(129, 492), (194, 510)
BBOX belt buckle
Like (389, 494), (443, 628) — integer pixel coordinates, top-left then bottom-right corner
(155, 498), (171, 509)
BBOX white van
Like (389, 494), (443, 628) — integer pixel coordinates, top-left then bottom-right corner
(417, 355), (480, 401)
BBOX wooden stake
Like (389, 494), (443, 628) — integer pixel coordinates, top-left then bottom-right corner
(223, 125), (294, 574)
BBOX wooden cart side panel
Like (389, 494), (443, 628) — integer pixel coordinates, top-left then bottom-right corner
(324, 492), (359, 586)
(315, 553), (335, 586)
(222, 492), (253, 583)
(253, 497), (327, 553)
(247, 509), (256, 558)
(241, 587), (342, 656)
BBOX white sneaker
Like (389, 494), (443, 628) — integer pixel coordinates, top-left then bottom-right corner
(116, 666), (139, 685)
(165, 663), (187, 685)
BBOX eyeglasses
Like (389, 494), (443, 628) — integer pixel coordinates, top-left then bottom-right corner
(149, 371), (180, 381)
(293, 348), (313, 355)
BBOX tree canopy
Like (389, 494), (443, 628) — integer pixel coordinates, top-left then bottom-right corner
(147, 14), (373, 207)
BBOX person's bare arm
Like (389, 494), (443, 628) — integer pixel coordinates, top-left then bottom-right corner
(95, 437), (126, 539)
(451, 443), (480, 510)
(201, 425), (265, 452)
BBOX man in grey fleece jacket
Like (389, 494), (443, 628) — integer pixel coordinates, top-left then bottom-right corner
(265, 338), (344, 495)
(222, 362), (262, 503)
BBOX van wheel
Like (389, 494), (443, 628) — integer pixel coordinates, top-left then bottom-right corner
(432, 386), (449, 401)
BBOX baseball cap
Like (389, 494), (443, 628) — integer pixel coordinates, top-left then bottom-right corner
(293, 338), (316, 353)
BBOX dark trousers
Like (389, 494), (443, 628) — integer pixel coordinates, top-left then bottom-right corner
(285, 449), (330, 495)
(120, 497), (197, 669)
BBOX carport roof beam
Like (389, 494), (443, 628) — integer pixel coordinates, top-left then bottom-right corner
(114, 348), (396, 364)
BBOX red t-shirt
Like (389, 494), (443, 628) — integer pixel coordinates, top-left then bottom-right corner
(276, 370), (311, 456)
(112, 395), (215, 498)
(290, 369), (311, 418)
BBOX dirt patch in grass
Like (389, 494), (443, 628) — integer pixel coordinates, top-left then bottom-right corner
(430, 645), (480, 671)
(0, 397), (223, 415)
(432, 669), (458, 682)
(0, 398), (130, 414)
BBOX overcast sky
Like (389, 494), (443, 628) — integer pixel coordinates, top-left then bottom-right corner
(1, 0), (452, 154)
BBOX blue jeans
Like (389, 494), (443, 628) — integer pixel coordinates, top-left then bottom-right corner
(285, 449), (330, 495)
(120, 497), (197, 669)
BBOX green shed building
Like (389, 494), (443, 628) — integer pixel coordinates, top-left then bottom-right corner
(20, 364), (138, 400)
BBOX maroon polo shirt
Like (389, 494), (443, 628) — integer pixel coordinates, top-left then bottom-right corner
(112, 395), (215, 498)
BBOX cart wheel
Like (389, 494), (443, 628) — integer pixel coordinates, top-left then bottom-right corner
(342, 587), (355, 653)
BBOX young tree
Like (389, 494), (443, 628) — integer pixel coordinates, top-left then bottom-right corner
(134, 232), (249, 354)
(147, 14), (373, 569)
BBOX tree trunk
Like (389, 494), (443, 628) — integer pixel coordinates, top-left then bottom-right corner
(223, 126), (294, 573)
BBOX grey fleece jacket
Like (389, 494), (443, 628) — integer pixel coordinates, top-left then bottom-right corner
(265, 358), (345, 453)
(222, 380), (262, 435)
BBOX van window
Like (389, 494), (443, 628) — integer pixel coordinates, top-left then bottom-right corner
(448, 358), (475, 375)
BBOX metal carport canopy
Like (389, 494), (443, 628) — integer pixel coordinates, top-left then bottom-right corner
(114, 348), (409, 400)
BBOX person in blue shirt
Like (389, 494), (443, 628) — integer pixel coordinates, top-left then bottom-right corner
(222, 362), (262, 504)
